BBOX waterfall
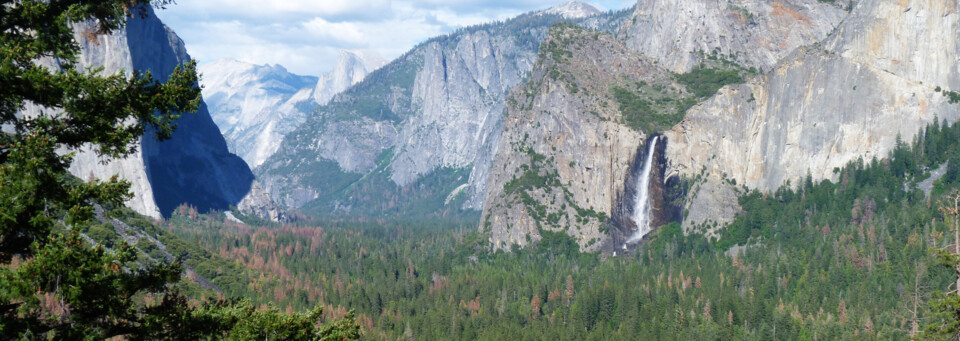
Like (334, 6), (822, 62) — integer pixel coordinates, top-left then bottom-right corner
(626, 136), (659, 244)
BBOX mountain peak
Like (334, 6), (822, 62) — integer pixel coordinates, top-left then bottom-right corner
(340, 49), (388, 72)
(313, 49), (387, 104)
(544, 1), (602, 19)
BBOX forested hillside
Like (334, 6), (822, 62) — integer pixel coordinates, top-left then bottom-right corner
(165, 119), (960, 339)
(8, 0), (960, 339)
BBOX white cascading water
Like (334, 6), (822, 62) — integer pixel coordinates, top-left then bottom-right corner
(626, 136), (659, 245)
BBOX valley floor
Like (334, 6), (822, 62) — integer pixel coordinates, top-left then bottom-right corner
(158, 119), (960, 339)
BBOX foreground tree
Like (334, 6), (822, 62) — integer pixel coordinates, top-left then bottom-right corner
(0, 1), (358, 338)
(924, 191), (960, 340)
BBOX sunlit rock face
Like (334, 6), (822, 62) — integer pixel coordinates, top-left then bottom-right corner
(619, 0), (847, 73)
(666, 0), (960, 230)
(544, 1), (604, 19)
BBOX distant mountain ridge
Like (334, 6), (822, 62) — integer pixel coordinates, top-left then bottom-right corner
(200, 51), (386, 168)
(256, 2), (626, 219)
(200, 59), (317, 168)
(246, 0), (945, 255)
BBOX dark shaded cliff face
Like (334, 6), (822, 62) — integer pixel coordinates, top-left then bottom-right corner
(605, 134), (682, 253)
(126, 10), (255, 218)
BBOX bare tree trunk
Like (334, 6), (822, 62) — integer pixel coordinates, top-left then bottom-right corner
(912, 268), (922, 338)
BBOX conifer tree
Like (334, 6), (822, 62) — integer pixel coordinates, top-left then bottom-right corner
(924, 192), (960, 340)
(0, 1), (359, 338)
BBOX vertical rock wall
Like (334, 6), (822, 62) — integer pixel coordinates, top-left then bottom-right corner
(666, 0), (960, 229)
(60, 8), (277, 219)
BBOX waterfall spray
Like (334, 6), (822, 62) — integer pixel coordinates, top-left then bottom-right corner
(626, 136), (659, 244)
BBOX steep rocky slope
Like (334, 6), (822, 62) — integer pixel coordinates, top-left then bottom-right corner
(619, 0), (847, 73)
(257, 3), (627, 218)
(666, 0), (960, 231)
(481, 24), (689, 251)
(42, 8), (279, 220)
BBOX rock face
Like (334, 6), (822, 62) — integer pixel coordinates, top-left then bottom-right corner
(665, 0), (960, 229)
(200, 50), (385, 168)
(481, 25), (682, 251)
(60, 8), (278, 219)
(479, 0), (852, 250)
(258, 6), (621, 216)
(619, 0), (847, 73)
(199, 59), (317, 168)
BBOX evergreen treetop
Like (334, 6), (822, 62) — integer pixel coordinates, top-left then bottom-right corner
(0, 1), (359, 338)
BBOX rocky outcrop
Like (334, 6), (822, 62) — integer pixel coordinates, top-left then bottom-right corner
(619, 0), (847, 73)
(481, 25), (685, 251)
(680, 176), (741, 236)
(480, 0), (858, 249)
(57, 8), (279, 219)
(237, 181), (285, 222)
(665, 0), (960, 229)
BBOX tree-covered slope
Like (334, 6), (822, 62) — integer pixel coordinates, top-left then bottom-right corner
(162, 118), (960, 339)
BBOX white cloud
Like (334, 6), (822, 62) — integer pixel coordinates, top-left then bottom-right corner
(302, 18), (366, 45)
(163, 0), (393, 21)
(154, 0), (636, 76)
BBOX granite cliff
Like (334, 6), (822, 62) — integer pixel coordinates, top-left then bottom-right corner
(481, 24), (685, 251)
(666, 0), (960, 232)
(620, 0), (847, 73)
(44, 8), (280, 220)
(482, 0), (849, 250)
(312, 50), (388, 105)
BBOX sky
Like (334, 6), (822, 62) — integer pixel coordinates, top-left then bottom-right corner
(154, 0), (636, 76)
